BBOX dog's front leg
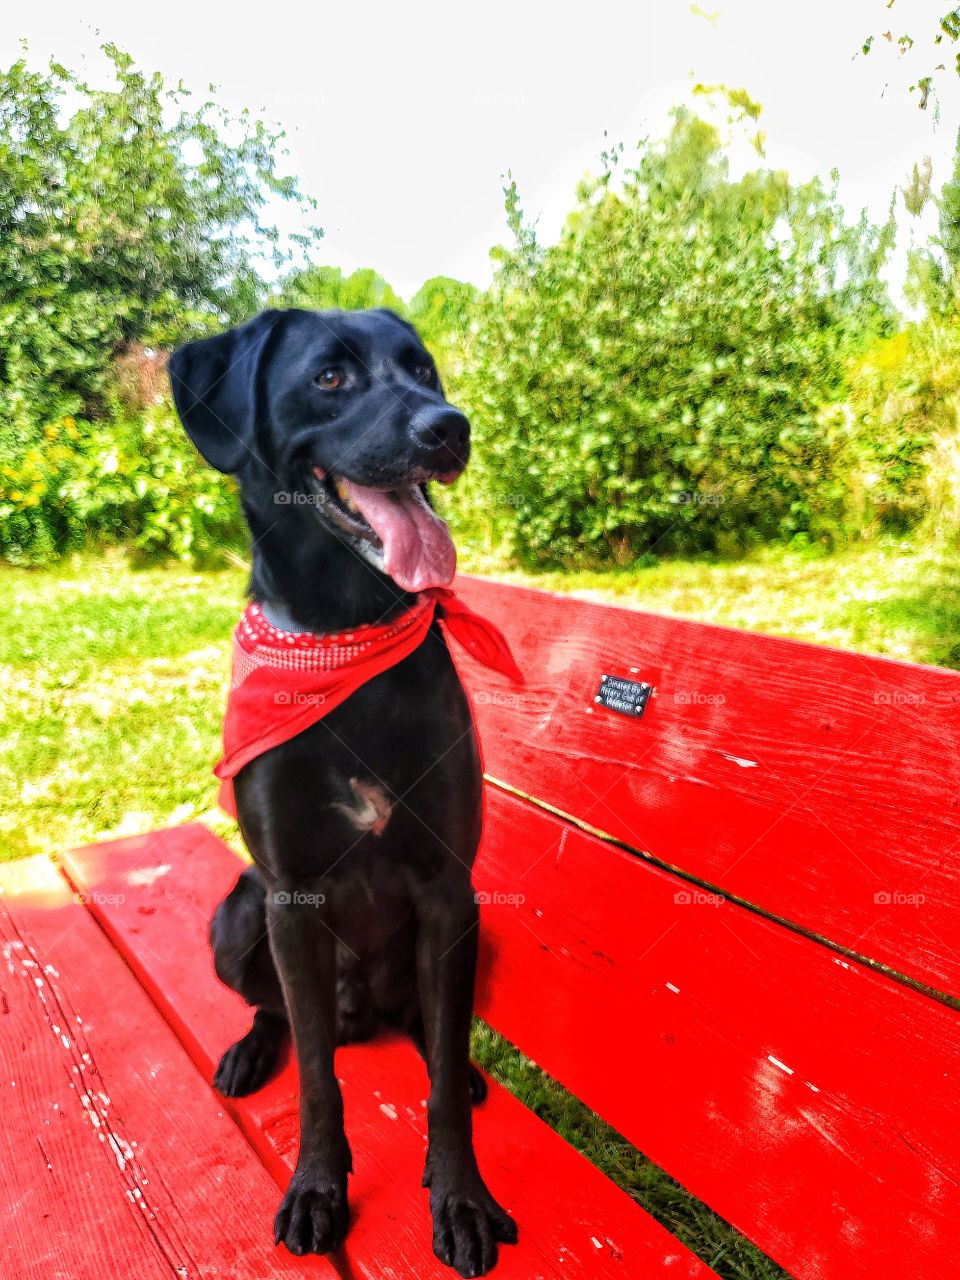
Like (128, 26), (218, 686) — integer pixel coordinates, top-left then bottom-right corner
(416, 880), (517, 1277)
(266, 880), (351, 1256)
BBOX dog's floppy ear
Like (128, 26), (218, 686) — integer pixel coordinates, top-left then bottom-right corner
(168, 311), (281, 474)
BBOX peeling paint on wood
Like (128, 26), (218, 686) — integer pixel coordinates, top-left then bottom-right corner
(0, 855), (321, 1279)
(63, 825), (711, 1279)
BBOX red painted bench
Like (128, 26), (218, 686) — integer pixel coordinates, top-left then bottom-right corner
(4, 573), (960, 1279)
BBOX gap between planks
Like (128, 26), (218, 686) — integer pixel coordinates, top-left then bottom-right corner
(482, 773), (960, 1015)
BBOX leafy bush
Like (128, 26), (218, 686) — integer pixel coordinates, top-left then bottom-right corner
(0, 47), (314, 440)
(447, 110), (893, 566)
(274, 265), (405, 315)
(0, 402), (242, 566)
(0, 45), (318, 565)
(0, 59), (938, 573)
(846, 320), (960, 544)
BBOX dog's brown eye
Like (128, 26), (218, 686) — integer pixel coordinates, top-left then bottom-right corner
(316, 368), (343, 390)
(414, 364), (434, 384)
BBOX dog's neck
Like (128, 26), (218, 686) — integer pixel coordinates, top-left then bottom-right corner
(244, 499), (416, 634)
(258, 598), (312, 634)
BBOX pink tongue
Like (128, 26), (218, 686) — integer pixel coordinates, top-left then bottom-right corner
(341, 481), (457, 592)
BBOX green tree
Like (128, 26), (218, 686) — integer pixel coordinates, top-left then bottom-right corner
(409, 276), (478, 348)
(0, 46), (316, 434)
(275, 265), (405, 314)
(453, 107), (894, 566)
(408, 276), (479, 382)
(906, 128), (960, 315)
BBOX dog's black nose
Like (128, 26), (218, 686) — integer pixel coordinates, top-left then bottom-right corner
(410, 405), (470, 459)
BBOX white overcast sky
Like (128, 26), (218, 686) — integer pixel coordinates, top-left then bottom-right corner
(5, 1), (960, 301)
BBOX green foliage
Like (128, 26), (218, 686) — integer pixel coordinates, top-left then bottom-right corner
(274, 265), (405, 314)
(0, 46), (315, 435)
(6, 52), (958, 577)
(906, 128), (960, 317)
(846, 321), (960, 545)
(0, 45), (316, 564)
(860, 8), (960, 108)
(449, 109), (893, 567)
(0, 403), (243, 566)
(408, 276), (479, 384)
(273, 265), (478, 387)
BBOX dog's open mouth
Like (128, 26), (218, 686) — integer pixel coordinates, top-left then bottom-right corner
(307, 466), (458, 593)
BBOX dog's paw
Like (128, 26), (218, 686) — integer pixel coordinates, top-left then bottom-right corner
(429, 1180), (517, 1277)
(213, 1018), (282, 1097)
(274, 1168), (349, 1256)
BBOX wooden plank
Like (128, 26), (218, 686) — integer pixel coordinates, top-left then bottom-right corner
(469, 787), (960, 1280)
(0, 855), (328, 1280)
(453, 574), (960, 997)
(62, 823), (713, 1280)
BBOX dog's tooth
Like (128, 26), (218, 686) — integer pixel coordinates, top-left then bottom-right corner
(334, 477), (359, 512)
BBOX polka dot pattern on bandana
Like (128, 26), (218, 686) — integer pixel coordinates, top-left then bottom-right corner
(231, 598), (436, 688)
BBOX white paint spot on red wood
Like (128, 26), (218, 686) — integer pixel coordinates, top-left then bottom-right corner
(665, 982), (681, 994)
(126, 864), (171, 886)
(719, 753), (758, 769)
(768, 1055), (794, 1076)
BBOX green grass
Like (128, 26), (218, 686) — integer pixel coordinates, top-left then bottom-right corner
(7, 538), (958, 863)
(470, 1026), (789, 1279)
(0, 551), (246, 861)
(469, 539), (960, 669)
(3, 537), (957, 1279)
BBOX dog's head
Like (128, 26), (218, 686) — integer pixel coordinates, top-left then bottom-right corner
(168, 308), (469, 593)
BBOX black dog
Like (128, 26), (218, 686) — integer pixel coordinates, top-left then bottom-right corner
(169, 308), (517, 1277)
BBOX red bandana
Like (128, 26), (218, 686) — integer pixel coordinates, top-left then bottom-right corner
(215, 587), (523, 817)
